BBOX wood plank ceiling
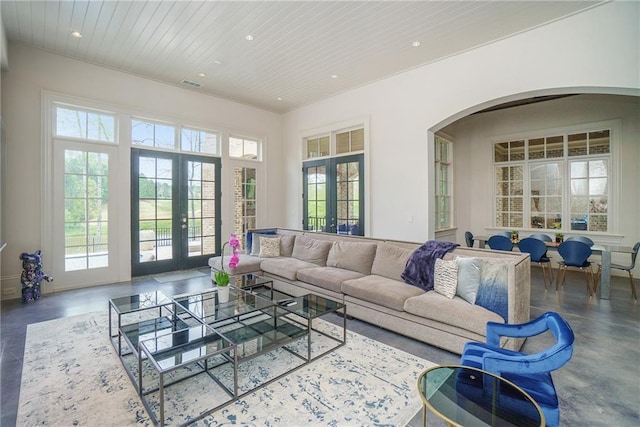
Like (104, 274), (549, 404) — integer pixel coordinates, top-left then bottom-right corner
(1, 1), (604, 113)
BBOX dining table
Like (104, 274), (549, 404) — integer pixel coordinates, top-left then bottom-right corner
(473, 235), (634, 300)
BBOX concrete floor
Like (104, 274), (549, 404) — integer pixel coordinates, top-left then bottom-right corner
(1, 266), (638, 426)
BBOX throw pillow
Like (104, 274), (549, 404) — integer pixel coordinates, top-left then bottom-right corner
(433, 258), (458, 299)
(251, 233), (279, 256)
(246, 229), (276, 254)
(456, 256), (482, 304)
(475, 258), (510, 321)
(259, 235), (281, 258)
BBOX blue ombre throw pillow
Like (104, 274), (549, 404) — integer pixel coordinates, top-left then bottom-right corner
(475, 259), (510, 321)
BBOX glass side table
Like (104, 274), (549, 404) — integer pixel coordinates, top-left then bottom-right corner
(417, 365), (544, 427)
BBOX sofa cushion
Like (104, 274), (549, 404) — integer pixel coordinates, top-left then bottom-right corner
(208, 254), (262, 275)
(279, 234), (296, 257)
(342, 275), (424, 312)
(434, 258), (458, 299)
(404, 292), (504, 336)
(326, 240), (377, 275)
(291, 235), (333, 266)
(297, 267), (364, 293)
(371, 243), (414, 281)
(260, 257), (318, 281)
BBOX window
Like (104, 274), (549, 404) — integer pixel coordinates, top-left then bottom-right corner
(55, 105), (115, 143)
(305, 136), (330, 159)
(63, 150), (110, 271)
(529, 162), (562, 229)
(494, 126), (611, 232)
(495, 165), (524, 228)
(229, 136), (260, 160)
(181, 127), (219, 155)
(569, 159), (608, 232)
(233, 167), (257, 245)
(304, 127), (365, 160)
(336, 128), (364, 154)
(132, 119), (176, 149)
(435, 135), (453, 230)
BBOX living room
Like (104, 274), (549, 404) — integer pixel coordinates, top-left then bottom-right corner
(1, 1), (639, 426)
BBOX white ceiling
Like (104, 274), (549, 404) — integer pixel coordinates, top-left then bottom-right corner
(1, 1), (604, 113)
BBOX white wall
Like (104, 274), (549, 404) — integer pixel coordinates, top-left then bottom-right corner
(0, 43), (284, 299)
(282, 1), (640, 242)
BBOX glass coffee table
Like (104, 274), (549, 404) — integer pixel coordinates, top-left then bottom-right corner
(417, 365), (544, 426)
(108, 291), (175, 357)
(111, 277), (346, 426)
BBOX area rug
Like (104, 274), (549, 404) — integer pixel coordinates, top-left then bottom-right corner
(18, 311), (435, 426)
(153, 270), (207, 283)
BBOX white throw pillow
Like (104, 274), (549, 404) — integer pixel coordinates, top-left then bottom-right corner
(259, 236), (281, 258)
(456, 256), (482, 304)
(434, 258), (458, 299)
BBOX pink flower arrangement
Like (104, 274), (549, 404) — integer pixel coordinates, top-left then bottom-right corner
(214, 234), (242, 287)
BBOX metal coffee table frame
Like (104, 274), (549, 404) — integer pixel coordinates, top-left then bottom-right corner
(110, 278), (346, 427)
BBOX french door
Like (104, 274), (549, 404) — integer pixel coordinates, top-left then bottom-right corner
(131, 149), (221, 276)
(303, 154), (364, 235)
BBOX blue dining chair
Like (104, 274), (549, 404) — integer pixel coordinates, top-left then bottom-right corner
(488, 235), (514, 251)
(556, 240), (594, 296)
(496, 231), (513, 238)
(529, 233), (552, 242)
(459, 312), (575, 427)
(564, 235), (594, 247)
(464, 231), (475, 248)
(518, 238), (553, 288)
(595, 241), (640, 300)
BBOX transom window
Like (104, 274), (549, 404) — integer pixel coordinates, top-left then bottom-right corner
(132, 119), (176, 149)
(55, 104), (115, 143)
(181, 127), (219, 155)
(229, 136), (260, 160)
(304, 127), (365, 160)
(494, 127), (611, 233)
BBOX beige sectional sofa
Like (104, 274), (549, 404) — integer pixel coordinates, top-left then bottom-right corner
(209, 228), (531, 355)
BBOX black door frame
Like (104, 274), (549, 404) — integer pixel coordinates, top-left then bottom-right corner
(131, 149), (221, 276)
(302, 154), (364, 235)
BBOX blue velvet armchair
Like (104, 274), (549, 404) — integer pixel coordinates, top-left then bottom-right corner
(459, 312), (574, 427)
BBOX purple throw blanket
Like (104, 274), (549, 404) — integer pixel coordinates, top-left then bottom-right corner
(401, 240), (460, 291)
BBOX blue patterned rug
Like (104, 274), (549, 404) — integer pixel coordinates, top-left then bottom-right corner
(18, 311), (435, 426)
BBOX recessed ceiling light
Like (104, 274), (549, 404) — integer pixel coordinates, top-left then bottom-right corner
(213, 60), (223, 65)
(412, 41), (421, 47)
(245, 35), (254, 41)
(197, 72), (206, 77)
(331, 74), (338, 79)
(71, 31), (83, 38)
(277, 97), (283, 101)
